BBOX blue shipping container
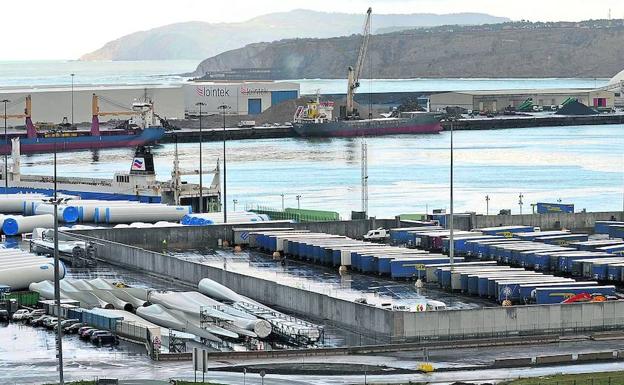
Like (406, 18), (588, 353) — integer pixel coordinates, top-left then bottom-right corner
(534, 286), (616, 304)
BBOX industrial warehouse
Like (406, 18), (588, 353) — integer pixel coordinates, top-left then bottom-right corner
(0, 81), (300, 126)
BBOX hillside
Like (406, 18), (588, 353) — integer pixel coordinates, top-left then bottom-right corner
(192, 20), (624, 79)
(80, 10), (508, 61)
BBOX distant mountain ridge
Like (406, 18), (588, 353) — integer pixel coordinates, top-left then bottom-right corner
(80, 10), (509, 61)
(192, 19), (624, 79)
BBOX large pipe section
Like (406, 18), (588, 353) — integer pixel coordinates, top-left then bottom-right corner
(2, 214), (54, 235)
(94, 205), (191, 224)
(0, 261), (65, 291)
(33, 203), (79, 223)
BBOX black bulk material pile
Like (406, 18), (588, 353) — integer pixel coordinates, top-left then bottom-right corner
(555, 100), (598, 115)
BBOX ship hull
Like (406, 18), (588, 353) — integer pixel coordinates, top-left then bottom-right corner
(293, 115), (442, 137)
(0, 126), (165, 154)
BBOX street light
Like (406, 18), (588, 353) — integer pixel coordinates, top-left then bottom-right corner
(48, 126), (64, 385)
(296, 194), (302, 210)
(1, 99), (9, 193)
(518, 193), (524, 215)
(280, 193), (285, 211)
(218, 104), (230, 223)
(233, 199), (238, 212)
(70, 73), (75, 126)
(485, 195), (490, 216)
(195, 102), (205, 213)
(449, 118), (455, 268)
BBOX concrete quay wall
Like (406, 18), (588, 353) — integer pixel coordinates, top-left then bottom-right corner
(454, 211), (623, 232)
(73, 219), (398, 251)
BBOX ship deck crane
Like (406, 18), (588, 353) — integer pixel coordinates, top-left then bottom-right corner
(346, 7), (372, 119)
(1, 96), (37, 139)
(91, 93), (154, 136)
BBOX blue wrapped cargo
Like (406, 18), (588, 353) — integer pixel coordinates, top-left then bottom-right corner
(536, 202), (574, 214)
(534, 286), (616, 304)
(595, 221), (624, 235)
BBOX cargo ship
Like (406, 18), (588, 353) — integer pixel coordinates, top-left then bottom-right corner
(0, 94), (165, 154)
(293, 97), (442, 137)
(2, 143), (221, 210)
(292, 8), (442, 138)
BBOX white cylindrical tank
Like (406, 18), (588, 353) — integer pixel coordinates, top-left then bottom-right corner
(0, 261), (65, 291)
(92, 205), (191, 224)
(2, 214), (54, 236)
(0, 194), (47, 213)
(34, 204), (79, 223)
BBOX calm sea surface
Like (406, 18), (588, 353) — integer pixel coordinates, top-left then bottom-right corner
(2, 60), (622, 218)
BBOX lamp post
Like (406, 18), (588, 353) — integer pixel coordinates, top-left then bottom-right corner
(195, 102), (205, 213)
(1, 99), (9, 192)
(233, 199), (238, 212)
(296, 194), (301, 210)
(485, 195), (490, 216)
(449, 118), (455, 268)
(518, 193), (524, 215)
(70, 73), (75, 126)
(281, 193), (285, 211)
(219, 104), (230, 223)
(49, 126), (64, 385)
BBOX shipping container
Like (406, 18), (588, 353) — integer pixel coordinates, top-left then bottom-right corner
(425, 261), (497, 283)
(597, 244), (624, 255)
(514, 230), (571, 241)
(595, 221), (624, 235)
(496, 278), (573, 303)
(477, 225), (535, 236)
(535, 234), (589, 246)
(570, 239), (624, 251)
(534, 285), (616, 304)
(390, 257), (461, 279)
(388, 226), (442, 245)
(519, 281), (598, 304)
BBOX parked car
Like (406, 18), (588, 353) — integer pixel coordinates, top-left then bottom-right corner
(90, 331), (119, 345)
(64, 322), (84, 334)
(44, 317), (59, 329)
(25, 309), (45, 323)
(56, 319), (80, 332)
(80, 328), (99, 340)
(0, 309), (9, 322)
(77, 326), (93, 336)
(11, 309), (30, 321)
(32, 315), (53, 327)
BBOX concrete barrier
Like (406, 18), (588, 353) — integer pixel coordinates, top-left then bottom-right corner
(577, 351), (616, 361)
(535, 354), (574, 364)
(493, 357), (533, 367)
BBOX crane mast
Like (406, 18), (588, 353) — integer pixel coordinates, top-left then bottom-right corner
(346, 7), (372, 119)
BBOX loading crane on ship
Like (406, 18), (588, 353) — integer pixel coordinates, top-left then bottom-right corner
(91, 93), (156, 135)
(345, 7), (372, 119)
(0, 96), (38, 139)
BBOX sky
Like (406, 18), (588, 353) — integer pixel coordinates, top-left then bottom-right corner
(2, 0), (624, 60)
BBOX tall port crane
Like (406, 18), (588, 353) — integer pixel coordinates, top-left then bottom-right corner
(346, 7), (372, 119)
